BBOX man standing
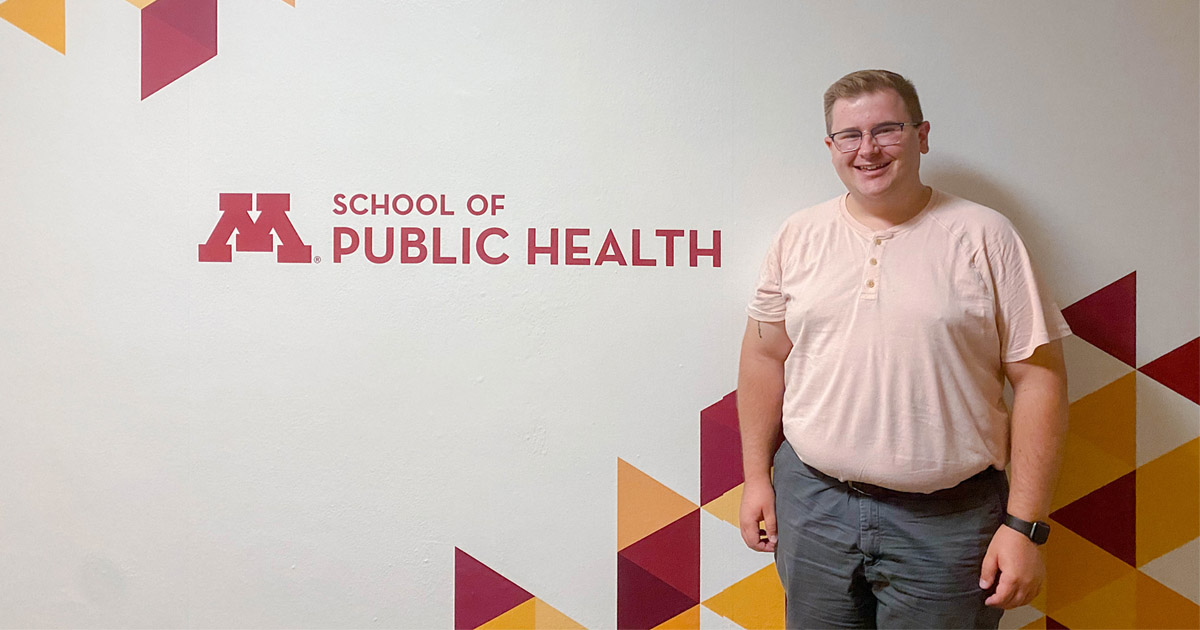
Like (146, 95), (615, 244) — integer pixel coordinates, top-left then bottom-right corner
(737, 70), (1071, 628)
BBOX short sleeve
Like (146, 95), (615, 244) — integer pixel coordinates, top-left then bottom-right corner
(746, 227), (788, 322)
(986, 221), (1073, 362)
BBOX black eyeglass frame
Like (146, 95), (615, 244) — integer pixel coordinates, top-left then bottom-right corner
(828, 121), (924, 153)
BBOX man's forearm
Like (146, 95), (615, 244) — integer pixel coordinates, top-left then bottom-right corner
(738, 353), (786, 484)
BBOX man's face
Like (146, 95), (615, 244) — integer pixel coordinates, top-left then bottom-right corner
(825, 89), (929, 203)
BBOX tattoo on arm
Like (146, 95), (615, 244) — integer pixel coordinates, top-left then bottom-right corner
(757, 321), (762, 338)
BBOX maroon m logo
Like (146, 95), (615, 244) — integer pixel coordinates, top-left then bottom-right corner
(198, 193), (312, 263)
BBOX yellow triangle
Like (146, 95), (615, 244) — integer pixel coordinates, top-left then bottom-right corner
(1068, 372), (1137, 466)
(1050, 571), (1138, 630)
(1136, 438), (1200, 566)
(533, 598), (585, 630)
(124, 0), (157, 8)
(654, 604), (699, 629)
(0, 0), (65, 54)
(1043, 517), (1137, 616)
(1135, 569), (1200, 628)
(1050, 428), (1135, 512)
(701, 483), (743, 529)
(479, 598), (536, 630)
(281, 0), (296, 6)
(618, 458), (696, 551)
(703, 564), (785, 630)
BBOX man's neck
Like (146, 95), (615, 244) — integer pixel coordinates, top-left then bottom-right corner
(847, 185), (932, 230)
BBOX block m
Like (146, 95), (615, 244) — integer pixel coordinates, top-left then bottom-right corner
(199, 193), (312, 263)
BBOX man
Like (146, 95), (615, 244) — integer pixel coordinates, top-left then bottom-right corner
(737, 70), (1070, 628)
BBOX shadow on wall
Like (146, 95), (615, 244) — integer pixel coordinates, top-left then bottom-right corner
(924, 164), (1069, 298)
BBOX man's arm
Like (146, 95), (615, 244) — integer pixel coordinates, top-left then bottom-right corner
(980, 339), (1069, 608)
(737, 317), (792, 552)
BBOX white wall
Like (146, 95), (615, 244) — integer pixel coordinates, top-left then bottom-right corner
(1, 1), (1196, 627)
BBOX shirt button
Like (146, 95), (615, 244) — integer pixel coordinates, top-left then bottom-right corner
(869, 258), (878, 265)
(866, 280), (875, 288)
(874, 238), (882, 245)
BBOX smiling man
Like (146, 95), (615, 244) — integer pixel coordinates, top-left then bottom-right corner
(737, 70), (1071, 628)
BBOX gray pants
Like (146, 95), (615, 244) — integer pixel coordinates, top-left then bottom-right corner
(773, 441), (1008, 629)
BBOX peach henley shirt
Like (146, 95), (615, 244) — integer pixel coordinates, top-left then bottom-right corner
(748, 190), (1072, 493)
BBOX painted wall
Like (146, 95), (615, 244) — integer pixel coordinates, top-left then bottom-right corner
(1, 1), (1196, 628)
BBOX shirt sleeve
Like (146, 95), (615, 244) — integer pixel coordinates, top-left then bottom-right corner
(746, 225), (788, 322)
(986, 220), (1073, 362)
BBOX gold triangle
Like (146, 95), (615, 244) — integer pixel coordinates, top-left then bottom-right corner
(701, 483), (742, 529)
(1136, 438), (1200, 566)
(1043, 518), (1137, 615)
(533, 598), (585, 630)
(1051, 429), (1135, 512)
(618, 458), (696, 550)
(702, 564), (785, 630)
(0, 0), (65, 54)
(1134, 570), (1200, 628)
(1068, 372), (1137, 467)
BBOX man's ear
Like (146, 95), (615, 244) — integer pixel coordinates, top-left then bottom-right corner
(918, 121), (930, 154)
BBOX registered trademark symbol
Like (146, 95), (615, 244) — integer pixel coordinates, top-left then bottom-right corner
(313, 256), (321, 264)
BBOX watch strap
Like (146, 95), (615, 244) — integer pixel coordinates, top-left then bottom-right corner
(1004, 513), (1050, 544)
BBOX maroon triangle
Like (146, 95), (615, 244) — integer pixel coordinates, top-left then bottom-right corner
(454, 548), (533, 630)
(701, 392), (744, 504)
(702, 390), (739, 432)
(141, 10), (217, 99)
(143, 0), (217, 53)
(618, 509), (699, 601)
(1062, 272), (1136, 366)
(1046, 616), (1069, 629)
(1050, 470), (1136, 566)
(1139, 337), (1199, 404)
(617, 553), (696, 630)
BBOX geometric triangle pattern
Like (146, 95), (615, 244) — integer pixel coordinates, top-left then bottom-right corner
(1050, 470), (1137, 566)
(0, 0), (65, 54)
(454, 548), (584, 630)
(617, 459), (696, 551)
(454, 548), (533, 630)
(2, 0), (295, 98)
(702, 563), (786, 630)
(1139, 337), (1199, 405)
(1042, 273), (1200, 626)
(1062, 271), (1137, 366)
(701, 482), (744, 530)
(701, 391), (743, 505)
(617, 554), (697, 630)
(1135, 371), (1200, 466)
(1135, 438), (1199, 568)
(619, 510), (699, 603)
(1052, 373), (1138, 512)
(699, 509), (775, 602)
(1140, 538), (1200, 606)
(140, 0), (217, 99)
(654, 605), (700, 630)
(454, 271), (1196, 629)
(617, 456), (700, 630)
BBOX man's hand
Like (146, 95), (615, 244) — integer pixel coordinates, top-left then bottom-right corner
(738, 478), (777, 552)
(979, 523), (1045, 608)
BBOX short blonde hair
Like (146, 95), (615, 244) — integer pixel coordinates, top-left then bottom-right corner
(823, 70), (923, 134)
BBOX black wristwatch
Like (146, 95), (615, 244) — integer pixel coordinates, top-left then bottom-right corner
(1004, 514), (1050, 544)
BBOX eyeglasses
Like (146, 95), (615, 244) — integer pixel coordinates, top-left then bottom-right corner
(828, 121), (922, 153)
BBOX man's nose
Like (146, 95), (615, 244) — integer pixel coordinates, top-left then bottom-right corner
(856, 133), (881, 156)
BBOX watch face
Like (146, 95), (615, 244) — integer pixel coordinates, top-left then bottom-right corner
(1030, 521), (1050, 544)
